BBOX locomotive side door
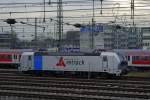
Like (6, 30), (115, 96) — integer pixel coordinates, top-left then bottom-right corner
(27, 55), (32, 70)
(102, 56), (108, 72)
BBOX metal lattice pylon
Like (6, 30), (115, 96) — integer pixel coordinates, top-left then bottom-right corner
(57, 0), (63, 48)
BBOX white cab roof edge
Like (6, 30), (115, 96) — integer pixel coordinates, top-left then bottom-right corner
(22, 52), (34, 55)
(101, 52), (116, 56)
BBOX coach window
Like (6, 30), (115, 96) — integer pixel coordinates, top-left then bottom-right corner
(128, 56), (130, 61)
(135, 56), (139, 60)
(19, 55), (21, 58)
(1, 55), (5, 59)
(8, 55), (11, 59)
(1, 55), (4, 59)
(15, 55), (18, 59)
(143, 56), (148, 60)
(132, 56), (134, 61)
(132, 56), (135, 61)
(5, 55), (8, 59)
(14, 55), (17, 59)
(0, 55), (3, 59)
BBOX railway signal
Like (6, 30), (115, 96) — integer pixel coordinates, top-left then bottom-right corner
(4, 19), (17, 25)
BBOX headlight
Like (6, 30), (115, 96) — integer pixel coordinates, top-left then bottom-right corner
(121, 61), (128, 66)
(118, 61), (128, 69)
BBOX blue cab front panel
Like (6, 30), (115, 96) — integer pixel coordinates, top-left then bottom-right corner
(34, 55), (42, 70)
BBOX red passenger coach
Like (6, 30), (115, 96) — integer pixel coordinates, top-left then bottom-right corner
(115, 49), (150, 70)
(127, 50), (150, 67)
(0, 52), (12, 62)
(0, 49), (33, 68)
(0, 52), (21, 65)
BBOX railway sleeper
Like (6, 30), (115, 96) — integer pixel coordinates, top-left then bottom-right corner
(0, 85), (149, 99)
(0, 81), (150, 93)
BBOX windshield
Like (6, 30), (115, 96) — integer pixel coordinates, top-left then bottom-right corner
(117, 53), (126, 61)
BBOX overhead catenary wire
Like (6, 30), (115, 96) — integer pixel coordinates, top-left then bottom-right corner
(0, 2), (150, 8)
(0, 0), (150, 38)
(0, 5), (150, 15)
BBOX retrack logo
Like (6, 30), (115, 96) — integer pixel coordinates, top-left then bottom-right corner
(56, 57), (85, 68)
(56, 57), (66, 67)
(65, 59), (84, 65)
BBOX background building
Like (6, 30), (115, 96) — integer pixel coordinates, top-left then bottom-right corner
(127, 27), (142, 49)
(79, 23), (143, 51)
(0, 32), (18, 49)
(0, 24), (144, 51)
(141, 27), (150, 50)
(59, 31), (80, 52)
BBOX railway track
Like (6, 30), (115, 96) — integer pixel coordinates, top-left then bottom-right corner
(0, 68), (149, 100)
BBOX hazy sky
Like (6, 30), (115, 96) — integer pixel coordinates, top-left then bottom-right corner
(0, 0), (149, 24)
(0, 0), (149, 40)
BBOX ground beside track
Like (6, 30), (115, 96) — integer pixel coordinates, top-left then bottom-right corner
(126, 71), (150, 77)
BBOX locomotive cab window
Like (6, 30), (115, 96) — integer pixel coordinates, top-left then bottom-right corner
(103, 56), (107, 61)
(28, 56), (32, 61)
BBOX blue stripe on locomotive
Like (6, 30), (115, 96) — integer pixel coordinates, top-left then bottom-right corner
(34, 55), (42, 70)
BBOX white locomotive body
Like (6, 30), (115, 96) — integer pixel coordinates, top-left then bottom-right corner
(19, 51), (127, 76)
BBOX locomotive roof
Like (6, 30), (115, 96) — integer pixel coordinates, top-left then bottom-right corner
(34, 51), (102, 56)
(22, 52), (34, 55)
(0, 49), (33, 52)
